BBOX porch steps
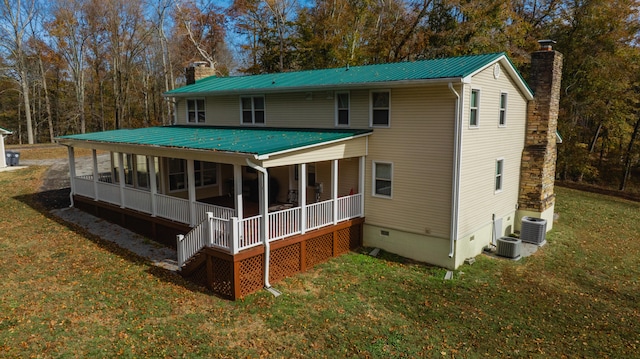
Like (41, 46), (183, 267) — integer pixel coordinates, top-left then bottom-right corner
(180, 251), (207, 277)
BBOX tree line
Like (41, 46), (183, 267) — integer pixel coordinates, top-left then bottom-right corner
(1, 0), (640, 190)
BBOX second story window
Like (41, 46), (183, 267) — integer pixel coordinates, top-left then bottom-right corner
(499, 92), (507, 127)
(370, 90), (390, 127)
(470, 89), (480, 127)
(336, 92), (350, 126)
(241, 96), (265, 125)
(187, 99), (205, 123)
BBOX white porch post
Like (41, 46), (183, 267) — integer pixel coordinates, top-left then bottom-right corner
(299, 163), (307, 234)
(259, 169), (269, 243)
(359, 156), (365, 217)
(92, 149), (99, 201)
(187, 159), (196, 227)
(332, 159), (338, 225)
(117, 152), (125, 208)
(233, 164), (243, 220)
(68, 146), (76, 207)
(0, 134), (6, 168)
(148, 156), (157, 217)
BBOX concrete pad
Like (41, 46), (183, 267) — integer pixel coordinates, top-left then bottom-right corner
(52, 207), (179, 272)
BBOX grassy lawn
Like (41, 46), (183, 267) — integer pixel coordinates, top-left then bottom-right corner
(1, 164), (639, 357)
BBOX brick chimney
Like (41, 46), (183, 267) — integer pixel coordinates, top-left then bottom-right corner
(517, 40), (563, 229)
(186, 61), (216, 85)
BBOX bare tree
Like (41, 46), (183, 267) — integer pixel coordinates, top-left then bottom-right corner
(0, 0), (38, 143)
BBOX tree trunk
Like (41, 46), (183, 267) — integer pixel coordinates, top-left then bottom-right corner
(620, 117), (640, 191)
(19, 68), (34, 144)
(38, 53), (55, 143)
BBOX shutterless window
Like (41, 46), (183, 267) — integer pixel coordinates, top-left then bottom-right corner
(194, 161), (217, 187)
(336, 92), (349, 126)
(470, 89), (479, 127)
(495, 159), (504, 192)
(373, 162), (392, 198)
(371, 91), (390, 127)
(241, 96), (265, 124)
(499, 92), (507, 126)
(187, 99), (205, 123)
(168, 158), (187, 191)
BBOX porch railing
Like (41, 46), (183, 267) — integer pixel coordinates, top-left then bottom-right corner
(239, 215), (262, 251)
(306, 200), (333, 231)
(156, 194), (190, 224)
(177, 217), (208, 267)
(338, 193), (363, 221)
(268, 207), (301, 241)
(123, 187), (152, 213)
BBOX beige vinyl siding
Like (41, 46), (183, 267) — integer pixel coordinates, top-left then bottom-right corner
(364, 85), (455, 238)
(175, 90), (372, 128)
(457, 63), (528, 238)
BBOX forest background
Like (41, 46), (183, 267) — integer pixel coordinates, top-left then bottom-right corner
(1, 0), (639, 191)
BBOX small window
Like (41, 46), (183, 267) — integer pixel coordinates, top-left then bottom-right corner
(470, 89), (479, 127)
(495, 159), (504, 192)
(373, 162), (392, 198)
(370, 90), (390, 127)
(336, 92), (350, 126)
(187, 99), (205, 123)
(499, 92), (507, 126)
(241, 96), (265, 125)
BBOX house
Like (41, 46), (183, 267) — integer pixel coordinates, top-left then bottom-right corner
(56, 42), (562, 299)
(0, 127), (13, 168)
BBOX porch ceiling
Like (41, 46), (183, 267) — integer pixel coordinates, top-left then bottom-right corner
(56, 126), (372, 165)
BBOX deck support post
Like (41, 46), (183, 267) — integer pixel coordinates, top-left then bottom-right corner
(300, 163), (307, 234)
(332, 159), (338, 224)
(68, 146), (76, 207)
(187, 159), (196, 227)
(233, 164), (243, 220)
(206, 212), (214, 246)
(149, 156), (158, 217)
(359, 156), (365, 217)
(92, 149), (99, 201)
(117, 152), (126, 208)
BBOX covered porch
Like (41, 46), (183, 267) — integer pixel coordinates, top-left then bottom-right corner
(57, 126), (371, 298)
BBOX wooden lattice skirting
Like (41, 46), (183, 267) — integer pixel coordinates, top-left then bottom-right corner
(182, 217), (365, 300)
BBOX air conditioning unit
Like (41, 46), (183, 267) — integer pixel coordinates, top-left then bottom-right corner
(496, 237), (522, 259)
(521, 217), (547, 245)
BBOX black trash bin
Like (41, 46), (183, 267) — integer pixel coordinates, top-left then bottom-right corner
(5, 151), (14, 166)
(11, 151), (19, 166)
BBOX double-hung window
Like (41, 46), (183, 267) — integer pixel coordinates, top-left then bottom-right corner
(168, 158), (218, 191)
(495, 159), (504, 192)
(499, 92), (507, 127)
(187, 99), (205, 123)
(470, 89), (480, 127)
(373, 161), (393, 198)
(370, 90), (390, 127)
(336, 92), (350, 126)
(241, 96), (265, 125)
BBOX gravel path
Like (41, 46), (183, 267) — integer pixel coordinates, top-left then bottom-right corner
(22, 156), (179, 272)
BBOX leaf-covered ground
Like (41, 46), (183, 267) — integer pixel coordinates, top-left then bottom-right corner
(0, 161), (638, 357)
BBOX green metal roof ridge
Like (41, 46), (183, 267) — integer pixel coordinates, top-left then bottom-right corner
(165, 53), (507, 96)
(57, 126), (372, 156)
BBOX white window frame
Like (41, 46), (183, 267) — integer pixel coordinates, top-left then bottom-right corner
(495, 158), (504, 193)
(168, 158), (219, 192)
(240, 96), (266, 125)
(372, 161), (393, 198)
(370, 90), (391, 128)
(335, 91), (350, 127)
(499, 92), (507, 127)
(469, 89), (480, 128)
(186, 99), (206, 124)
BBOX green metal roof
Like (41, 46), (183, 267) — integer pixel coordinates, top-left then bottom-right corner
(57, 126), (372, 156)
(166, 53), (513, 96)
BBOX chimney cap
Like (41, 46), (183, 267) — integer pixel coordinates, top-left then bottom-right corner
(538, 39), (556, 51)
(191, 61), (209, 68)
